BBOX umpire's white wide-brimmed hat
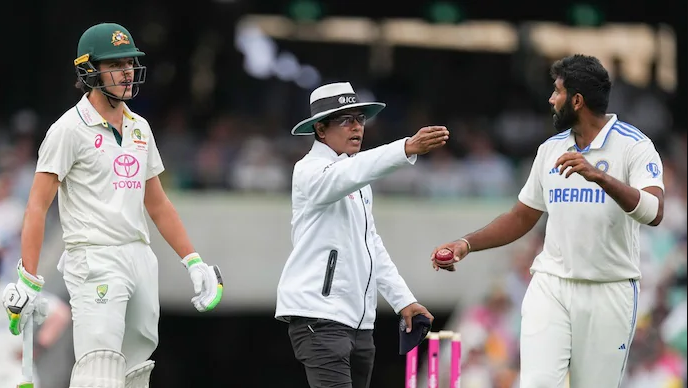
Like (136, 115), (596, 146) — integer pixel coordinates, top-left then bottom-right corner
(291, 82), (386, 135)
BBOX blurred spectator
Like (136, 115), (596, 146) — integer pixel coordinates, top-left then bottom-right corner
(463, 132), (517, 198)
(417, 147), (470, 199)
(229, 135), (289, 193)
(5, 110), (39, 204)
(504, 234), (543, 308)
(623, 324), (685, 388)
(458, 286), (519, 374)
(192, 114), (242, 189)
(621, 63), (673, 141)
(157, 107), (198, 189)
(459, 347), (494, 388)
(657, 161), (687, 236)
(493, 90), (547, 158)
(661, 298), (687, 358)
(0, 171), (24, 283)
(424, 282), (522, 388)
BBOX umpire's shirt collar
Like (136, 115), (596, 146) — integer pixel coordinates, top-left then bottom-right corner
(309, 140), (351, 161)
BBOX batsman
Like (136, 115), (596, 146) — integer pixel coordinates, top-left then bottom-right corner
(2, 22), (224, 387)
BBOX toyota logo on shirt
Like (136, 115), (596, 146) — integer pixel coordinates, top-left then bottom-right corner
(113, 154), (140, 178)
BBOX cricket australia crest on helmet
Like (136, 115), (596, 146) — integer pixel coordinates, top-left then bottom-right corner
(111, 30), (131, 46)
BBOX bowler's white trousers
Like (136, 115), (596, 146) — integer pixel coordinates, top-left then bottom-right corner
(58, 241), (159, 368)
(520, 272), (639, 388)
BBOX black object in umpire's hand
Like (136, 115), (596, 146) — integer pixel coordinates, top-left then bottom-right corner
(399, 314), (432, 355)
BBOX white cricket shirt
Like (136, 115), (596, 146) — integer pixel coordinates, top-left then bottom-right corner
(518, 114), (664, 281)
(36, 94), (165, 250)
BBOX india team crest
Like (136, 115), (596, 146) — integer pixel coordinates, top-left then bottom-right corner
(595, 160), (609, 172)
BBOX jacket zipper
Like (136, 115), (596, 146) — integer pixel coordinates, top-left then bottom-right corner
(356, 189), (373, 330)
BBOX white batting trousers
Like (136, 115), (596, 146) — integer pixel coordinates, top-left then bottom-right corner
(58, 241), (160, 369)
(520, 271), (639, 388)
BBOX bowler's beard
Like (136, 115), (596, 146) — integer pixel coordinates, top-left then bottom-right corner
(552, 98), (578, 132)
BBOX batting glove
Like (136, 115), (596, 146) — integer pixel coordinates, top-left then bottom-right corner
(182, 253), (223, 312)
(2, 259), (49, 335)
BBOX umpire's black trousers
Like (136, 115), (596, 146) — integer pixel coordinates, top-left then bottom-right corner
(288, 317), (375, 388)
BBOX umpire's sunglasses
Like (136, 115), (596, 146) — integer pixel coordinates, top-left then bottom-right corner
(325, 113), (367, 127)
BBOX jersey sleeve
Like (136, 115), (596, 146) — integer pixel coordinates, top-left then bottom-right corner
(627, 140), (665, 191)
(518, 144), (547, 212)
(35, 123), (77, 182)
(146, 130), (165, 180)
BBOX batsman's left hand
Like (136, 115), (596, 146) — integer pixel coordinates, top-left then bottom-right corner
(182, 253), (224, 312)
(3, 259), (49, 335)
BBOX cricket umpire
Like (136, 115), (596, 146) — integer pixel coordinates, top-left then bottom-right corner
(276, 82), (447, 388)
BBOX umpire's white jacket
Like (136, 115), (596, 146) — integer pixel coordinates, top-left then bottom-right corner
(275, 138), (418, 330)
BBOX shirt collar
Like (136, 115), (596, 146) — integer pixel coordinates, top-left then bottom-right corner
(565, 114), (618, 152)
(75, 93), (137, 127)
(309, 140), (350, 161)
(590, 114), (617, 149)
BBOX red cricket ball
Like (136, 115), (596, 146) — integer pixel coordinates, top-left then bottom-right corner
(434, 248), (454, 265)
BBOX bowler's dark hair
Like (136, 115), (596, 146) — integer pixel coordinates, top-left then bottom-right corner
(550, 54), (611, 116)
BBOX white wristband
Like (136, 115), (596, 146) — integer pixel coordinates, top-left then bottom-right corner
(626, 190), (659, 225)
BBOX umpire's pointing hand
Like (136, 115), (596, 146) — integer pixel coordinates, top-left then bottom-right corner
(405, 126), (450, 156)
